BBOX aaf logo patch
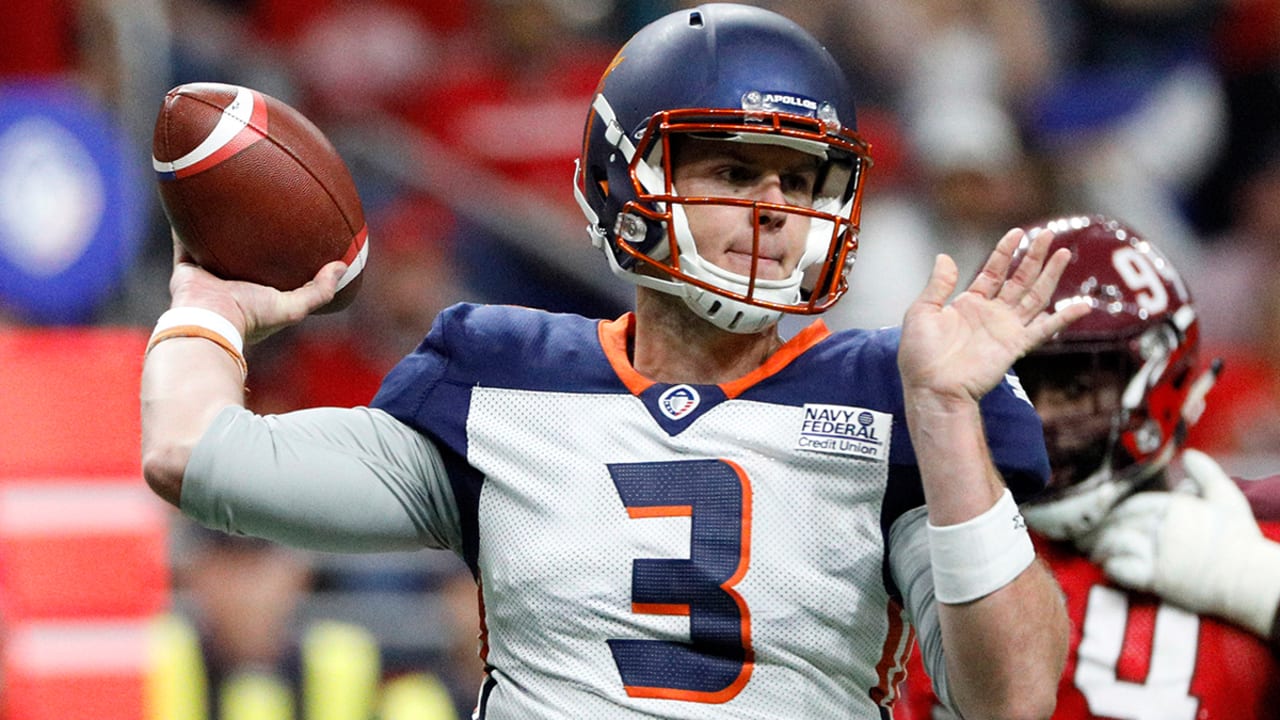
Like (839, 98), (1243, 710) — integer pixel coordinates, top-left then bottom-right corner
(794, 403), (891, 461)
(658, 384), (700, 421)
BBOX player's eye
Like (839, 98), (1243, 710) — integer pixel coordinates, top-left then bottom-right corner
(718, 163), (758, 186)
(781, 171), (817, 203)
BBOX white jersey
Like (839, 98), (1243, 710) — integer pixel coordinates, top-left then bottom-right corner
(185, 303), (1050, 719)
(372, 305), (1048, 719)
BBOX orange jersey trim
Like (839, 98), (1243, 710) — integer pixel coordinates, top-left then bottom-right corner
(598, 313), (832, 398)
(870, 600), (914, 707)
(598, 314), (653, 395)
(720, 320), (831, 398)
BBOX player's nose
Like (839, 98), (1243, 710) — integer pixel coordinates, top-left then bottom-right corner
(752, 175), (790, 228)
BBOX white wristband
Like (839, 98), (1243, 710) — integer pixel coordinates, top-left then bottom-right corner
(146, 307), (247, 378)
(150, 307), (244, 353)
(928, 489), (1035, 604)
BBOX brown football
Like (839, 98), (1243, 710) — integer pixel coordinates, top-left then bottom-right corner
(151, 82), (367, 312)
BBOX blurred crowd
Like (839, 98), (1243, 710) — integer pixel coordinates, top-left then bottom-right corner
(2, 0), (1279, 717)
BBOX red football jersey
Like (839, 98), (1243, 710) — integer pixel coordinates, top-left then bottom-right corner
(895, 519), (1280, 720)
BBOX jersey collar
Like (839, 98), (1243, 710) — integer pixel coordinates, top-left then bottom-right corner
(597, 312), (832, 398)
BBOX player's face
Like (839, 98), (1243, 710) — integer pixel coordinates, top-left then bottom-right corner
(670, 137), (817, 280)
(1031, 367), (1124, 427)
(1026, 352), (1125, 410)
(1018, 352), (1129, 487)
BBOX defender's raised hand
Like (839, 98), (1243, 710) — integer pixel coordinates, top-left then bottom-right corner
(898, 228), (1090, 402)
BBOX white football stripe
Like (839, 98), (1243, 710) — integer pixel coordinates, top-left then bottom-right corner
(151, 86), (257, 173)
(336, 238), (368, 291)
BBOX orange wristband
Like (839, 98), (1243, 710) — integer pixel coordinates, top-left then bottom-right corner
(146, 308), (248, 379)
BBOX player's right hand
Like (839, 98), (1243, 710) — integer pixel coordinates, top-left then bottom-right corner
(167, 231), (346, 346)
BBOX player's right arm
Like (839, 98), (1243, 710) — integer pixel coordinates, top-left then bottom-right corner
(179, 405), (458, 552)
(141, 253), (459, 554)
(140, 249), (347, 506)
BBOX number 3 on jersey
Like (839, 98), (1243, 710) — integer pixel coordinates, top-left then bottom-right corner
(607, 459), (754, 703)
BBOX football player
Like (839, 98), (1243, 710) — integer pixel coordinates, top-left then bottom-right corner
(896, 215), (1280, 719)
(141, 5), (1085, 718)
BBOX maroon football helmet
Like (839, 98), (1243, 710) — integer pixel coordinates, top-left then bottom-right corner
(1013, 215), (1217, 538)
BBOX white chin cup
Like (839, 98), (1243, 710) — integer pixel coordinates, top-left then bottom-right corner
(670, 203), (803, 334)
(681, 284), (785, 334)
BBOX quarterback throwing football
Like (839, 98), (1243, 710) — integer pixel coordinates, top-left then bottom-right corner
(142, 5), (1086, 718)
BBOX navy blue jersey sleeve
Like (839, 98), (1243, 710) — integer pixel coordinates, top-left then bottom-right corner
(372, 303), (619, 451)
(978, 371), (1051, 501)
(371, 304), (468, 453)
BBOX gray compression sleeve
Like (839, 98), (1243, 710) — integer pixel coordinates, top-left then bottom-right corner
(890, 505), (957, 714)
(182, 405), (461, 553)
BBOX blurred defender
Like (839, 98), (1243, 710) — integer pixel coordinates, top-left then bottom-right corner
(897, 215), (1280, 719)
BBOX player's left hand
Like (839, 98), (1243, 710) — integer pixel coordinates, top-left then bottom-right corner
(898, 228), (1088, 402)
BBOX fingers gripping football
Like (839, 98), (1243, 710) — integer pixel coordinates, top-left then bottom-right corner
(168, 231), (347, 345)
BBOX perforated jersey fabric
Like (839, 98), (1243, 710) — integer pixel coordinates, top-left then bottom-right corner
(181, 303), (1051, 719)
(368, 304), (1050, 719)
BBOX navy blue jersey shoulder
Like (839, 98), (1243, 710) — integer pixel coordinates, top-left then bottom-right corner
(752, 325), (1049, 502)
(372, 303), (624, 439)
(977, 370), (1051, 501)
(746, 325), (906, 412)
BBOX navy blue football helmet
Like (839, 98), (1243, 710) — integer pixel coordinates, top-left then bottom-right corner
(573, 4), (871, 332)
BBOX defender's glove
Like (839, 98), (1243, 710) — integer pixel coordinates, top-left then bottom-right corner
(1084, 449), (1280, 638)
